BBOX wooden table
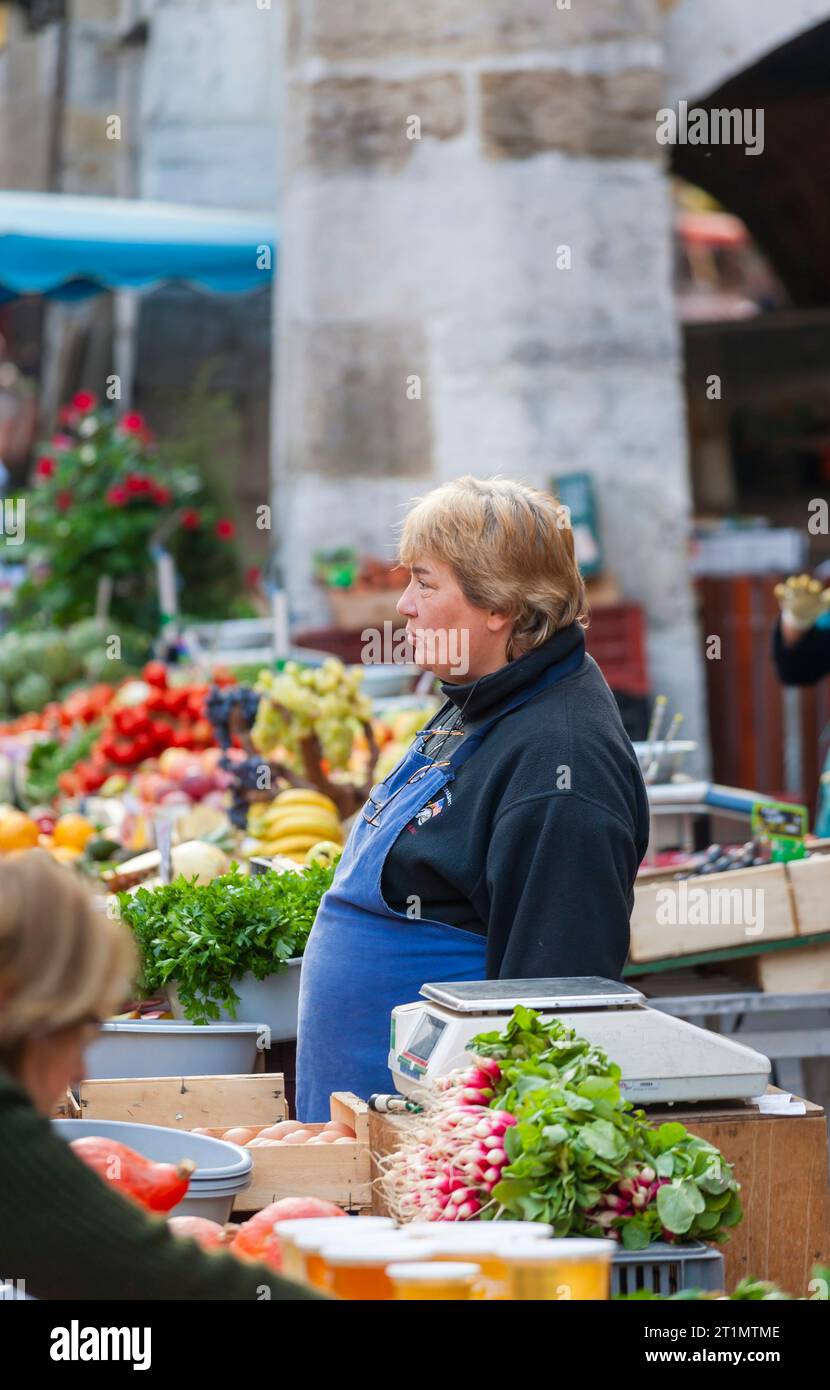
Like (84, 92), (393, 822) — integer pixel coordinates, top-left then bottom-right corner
(369, 1092), (830, 1295)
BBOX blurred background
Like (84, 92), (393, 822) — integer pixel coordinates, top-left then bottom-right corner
(1, 0), (830, 807)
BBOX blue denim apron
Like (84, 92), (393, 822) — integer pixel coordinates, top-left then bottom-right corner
(294, 645), (585, 1120)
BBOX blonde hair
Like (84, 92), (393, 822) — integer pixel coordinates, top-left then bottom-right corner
(0, 850), (136, 1064)
(398, 476), (586, 660)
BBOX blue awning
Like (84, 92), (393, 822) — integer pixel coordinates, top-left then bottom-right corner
(0, 191), (276, 301)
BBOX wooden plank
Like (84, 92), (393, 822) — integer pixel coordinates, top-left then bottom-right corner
(787, 855), (830, 936)
(630, 863), (794, 963)
(626, 929), (830, 976)
(330, 1091), (370, 1143)
(79, 1074), (287, 1129)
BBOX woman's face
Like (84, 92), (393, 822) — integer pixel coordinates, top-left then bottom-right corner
(397, 554), (512, 682)
(18, 1025), (89, 1115)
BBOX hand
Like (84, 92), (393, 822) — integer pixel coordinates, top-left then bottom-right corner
(773, 574), (830, 633)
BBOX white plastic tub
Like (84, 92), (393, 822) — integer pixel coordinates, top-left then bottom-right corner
(170, 960), (303, 1043)
(84, 1020), (266, 1079)
(53, 1118), (252, 1223)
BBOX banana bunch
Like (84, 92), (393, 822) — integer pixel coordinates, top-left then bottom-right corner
(247, 788), (343, 862)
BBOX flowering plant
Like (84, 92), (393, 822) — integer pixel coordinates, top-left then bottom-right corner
(13, 392), (241, 631)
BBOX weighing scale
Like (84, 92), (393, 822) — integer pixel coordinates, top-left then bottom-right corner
(389, 977), (771, 1105)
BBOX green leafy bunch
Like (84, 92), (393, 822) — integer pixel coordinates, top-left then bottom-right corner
(471, 1006), (742, 1248)
(118, 862), (335, 1023)
(12, 392), (239, 632)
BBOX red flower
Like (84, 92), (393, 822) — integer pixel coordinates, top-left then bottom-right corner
(246, 566), (262, 587)
(215, 518), (235, 540)
(119, 411), (146, 434)
(106, 485), (128, 507)
(34, 456), (55, 480)
(72, 391), (96, 412)
(57, 406), (76, 426)
(56, 490), (73, 512)
(182, 509), (201, 530)
(125, 473), (152, 496)
(152, 484), (172, 506)
(51, 433), (73, 451)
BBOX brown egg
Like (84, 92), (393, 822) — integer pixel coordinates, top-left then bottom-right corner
(333, 1137), (356, 1145)
(281, 1130), (312, 1145)
(324, 1122), (356, 1138)
(223, 1126), (259, 1146)
(317, 1132), (341, 1144)
(260, 1120), (307, 1138)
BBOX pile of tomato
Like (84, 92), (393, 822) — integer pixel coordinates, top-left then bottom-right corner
(57, 662), (217, 796)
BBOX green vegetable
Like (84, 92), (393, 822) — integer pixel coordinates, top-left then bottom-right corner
(472, 1007), (743, 1246)
(12, 671), (52, 713)
(118, 862), (335, 1023)
(19, 723), (101, 806)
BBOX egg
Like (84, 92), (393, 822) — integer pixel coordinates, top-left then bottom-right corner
(190, 1127), (214, 1136)
(317, 1132), (341, 1144)
(260, 1120), (307, 1138)
(246, 1138), (270, 1147)
(223, 1127), (258, 1146)
(306, 1137), (327, 1145)
(257, 1123), (298, 1141)
(281, 1130), (312, 1145)
(333, 1137), (356, 1145)
(324, 1122), (356, 1138)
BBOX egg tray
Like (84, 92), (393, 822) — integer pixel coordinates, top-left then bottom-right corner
(196, 1093), (372, 1214)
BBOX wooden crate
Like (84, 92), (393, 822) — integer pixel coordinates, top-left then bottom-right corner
(787, 854), (830, 936)
(734, 939), (830, 993)
(200, 1092), (372, 1214)
(630, 862), (795, 964)
(77, 1073), (287, 1130)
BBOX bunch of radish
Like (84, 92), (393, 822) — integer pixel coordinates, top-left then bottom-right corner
(584, 1165), (671, 1241)
(381, 1056), (516, 1222)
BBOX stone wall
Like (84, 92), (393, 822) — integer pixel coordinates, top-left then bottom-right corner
(274, 0), (707, 760)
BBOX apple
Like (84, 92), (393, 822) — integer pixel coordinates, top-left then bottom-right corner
(181, 771), (216, 801)
(158, 747), (192, 779)
(200, 748), (223, 773)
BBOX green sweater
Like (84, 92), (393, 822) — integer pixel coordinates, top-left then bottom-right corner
(0, 1068), (324, 1300)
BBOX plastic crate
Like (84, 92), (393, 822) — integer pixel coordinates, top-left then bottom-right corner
(584, 603), (650, 697)
(613, 1241), (725, 1298)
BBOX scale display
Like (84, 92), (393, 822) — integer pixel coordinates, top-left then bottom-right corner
(421, 977), (643, 1013)
(396, 1013), (448, 1080)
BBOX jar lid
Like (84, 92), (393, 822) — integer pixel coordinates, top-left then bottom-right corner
(278, 1216), (395, 1239)
(405, 1221), (554, 1243)
(503, 1238), (617, 1262)
(386, 1262), (481, 1282)
(323, 1241), (440, 1265)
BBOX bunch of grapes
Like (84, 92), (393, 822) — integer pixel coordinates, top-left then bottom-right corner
(206, 684), (261, 749)
(252, 658), (373, 772)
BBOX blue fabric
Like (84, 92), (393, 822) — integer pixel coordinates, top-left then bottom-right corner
(295, 646), (584, 1120)
(0, 193), (276, 300)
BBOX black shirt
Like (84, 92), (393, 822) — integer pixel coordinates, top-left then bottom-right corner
(772, 616), (830, 685)
(380, 623), (649, 980)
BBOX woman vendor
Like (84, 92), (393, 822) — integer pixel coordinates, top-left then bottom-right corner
(0, 850), (322, 1301)
(296, 476), (649, 1120)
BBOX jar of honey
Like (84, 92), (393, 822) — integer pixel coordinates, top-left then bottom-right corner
(277, 1217), (396, 1284)
(323, 1239), (440, 1300)
(504, 1239), (617, 1301)
(387, 1262), (481, 1301)
(402, 1221), (555, 1299)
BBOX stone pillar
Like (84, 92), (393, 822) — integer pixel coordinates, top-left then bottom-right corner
(274, 0), (708, 760)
